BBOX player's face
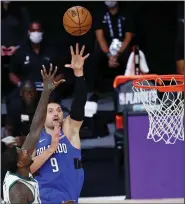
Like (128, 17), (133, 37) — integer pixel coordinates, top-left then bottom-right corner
(45, 103), (63, 129)
(16, 148), (33, 168)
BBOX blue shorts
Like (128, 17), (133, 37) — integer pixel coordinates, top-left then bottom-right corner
(39, 188), (78, 204)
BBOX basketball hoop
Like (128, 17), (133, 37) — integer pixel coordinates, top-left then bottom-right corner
(132, 75), (184, 144)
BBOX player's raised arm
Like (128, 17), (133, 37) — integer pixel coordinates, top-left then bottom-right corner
(64, 43), (89, 132)
(21, 64), (65, 152)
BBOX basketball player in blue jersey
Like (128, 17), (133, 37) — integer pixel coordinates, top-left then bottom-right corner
(30, 43), (89, 204)
(2, 65), (65, 203)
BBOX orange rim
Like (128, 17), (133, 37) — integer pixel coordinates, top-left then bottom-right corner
(133, 75), (184, 92)
(113, 74), (158, 88)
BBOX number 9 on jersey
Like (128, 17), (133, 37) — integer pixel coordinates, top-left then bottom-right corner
(50, 158), (59, 172)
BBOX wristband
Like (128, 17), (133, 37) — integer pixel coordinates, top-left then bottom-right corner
(70, 76), (87, 121)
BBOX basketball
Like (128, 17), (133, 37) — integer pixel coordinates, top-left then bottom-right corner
(63, 6), (92, 36)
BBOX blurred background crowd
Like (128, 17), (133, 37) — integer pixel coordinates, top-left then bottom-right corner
(1, 0), (184, 198)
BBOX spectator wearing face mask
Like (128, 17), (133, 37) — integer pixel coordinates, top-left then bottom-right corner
(95, 1), (134, 67)
(7, 20), (63, 103)
(9, 20), (62, 87)
(90, 1), (134, 99)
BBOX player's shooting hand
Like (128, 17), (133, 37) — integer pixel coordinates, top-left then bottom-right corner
(50, 122), (60, 151)
(64, 43), (90, 77)
(41, 64), (65, 92)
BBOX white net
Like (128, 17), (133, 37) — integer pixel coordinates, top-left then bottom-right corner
(133, 77), (184, 144)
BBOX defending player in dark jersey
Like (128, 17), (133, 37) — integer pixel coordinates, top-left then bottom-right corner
(30, 44), (89, 204)
(2, 65), (65, 203)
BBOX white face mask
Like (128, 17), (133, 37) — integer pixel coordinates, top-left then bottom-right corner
(29, 31), (43, 44)
(105, 1), (117, 8)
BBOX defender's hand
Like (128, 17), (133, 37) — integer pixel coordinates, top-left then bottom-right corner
(41, 64), (65, 92)
(65, 43), (89, 76)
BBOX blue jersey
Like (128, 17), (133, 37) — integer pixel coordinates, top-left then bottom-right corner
(35, 129), (84, 204)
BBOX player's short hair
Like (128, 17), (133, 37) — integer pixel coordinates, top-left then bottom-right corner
(2, 146), (18, 173)
(47, 98), (70, 113)
(48, 98), (61, 106)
